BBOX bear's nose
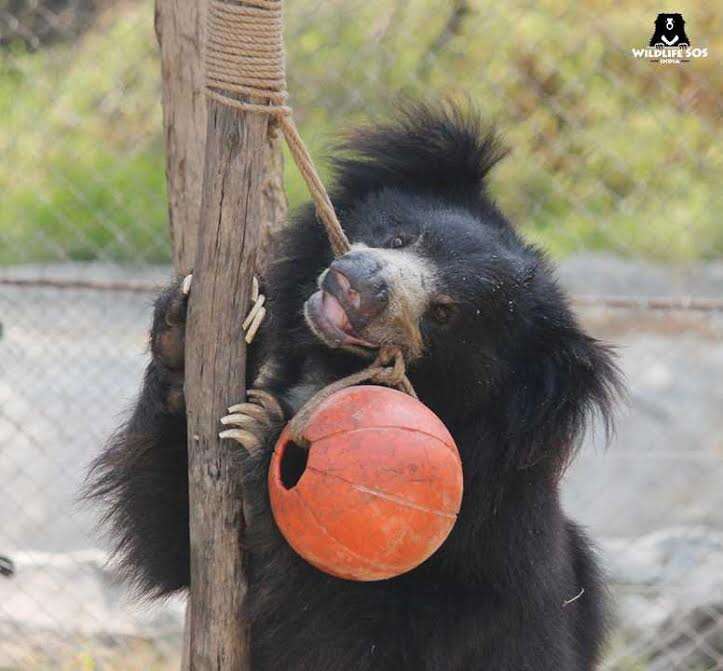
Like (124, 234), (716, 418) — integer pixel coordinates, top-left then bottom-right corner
(324, 253), (389, 330)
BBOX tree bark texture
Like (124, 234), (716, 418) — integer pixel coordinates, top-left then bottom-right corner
(155, 0), (287, 276)
(184, 103), (273, 670)
(155, 3), (289, 668)
(155, 0), (208, 274)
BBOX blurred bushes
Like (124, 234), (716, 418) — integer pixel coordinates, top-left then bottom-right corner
(0, 0), (99, 49)
(0, 0), (720, 264)
(1, 2), (167, 262)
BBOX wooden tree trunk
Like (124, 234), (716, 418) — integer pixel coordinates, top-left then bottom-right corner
(256, 126), (288, 273)
(154, 0), (207, 274)
(155, 0), (287, 277)
(184, 103), (273, 670)
(155, 3), (288, 668)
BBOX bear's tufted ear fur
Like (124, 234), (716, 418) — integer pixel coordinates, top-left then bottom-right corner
(501, 324), (622, 477)
(330, 101), (508, 213)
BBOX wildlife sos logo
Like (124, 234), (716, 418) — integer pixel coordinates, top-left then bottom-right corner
(632, 13), (708, 64)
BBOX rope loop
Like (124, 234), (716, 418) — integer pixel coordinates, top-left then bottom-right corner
(287, 346), (417, 446)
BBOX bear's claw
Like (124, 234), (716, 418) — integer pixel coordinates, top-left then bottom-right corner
(244, 389), (285, 421)
(220, 388), (285, 455)
(181, 273), (193, 296)
(242, 276), (266, 344)
(218, 428), (263, 454)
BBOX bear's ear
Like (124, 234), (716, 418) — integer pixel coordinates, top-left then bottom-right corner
(502, 328), (622, 477)
(330, 101), (508, 212)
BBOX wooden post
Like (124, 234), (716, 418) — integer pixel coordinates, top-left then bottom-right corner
(155, 0), (287, 276)
(155, 0), (208, 274)
(184, 103), (272, 670)
(155, 3), (288, 668)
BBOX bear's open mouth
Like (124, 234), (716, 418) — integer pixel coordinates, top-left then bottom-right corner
(304, 290), (378, 350)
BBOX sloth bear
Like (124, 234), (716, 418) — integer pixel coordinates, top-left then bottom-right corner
(649, 13), (690, 48)
(88, 103), (621, 670)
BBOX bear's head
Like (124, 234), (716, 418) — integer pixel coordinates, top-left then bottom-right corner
(269, 102), (621, 473)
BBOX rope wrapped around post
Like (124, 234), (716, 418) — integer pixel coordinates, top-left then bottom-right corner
(205, 0), (350, 258)
(204, 0), (417, 411)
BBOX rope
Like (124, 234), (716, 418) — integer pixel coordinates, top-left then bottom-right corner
(287, 347), (417, 446)
(204, 0), (351, 258)
(203, 0), (415, 403)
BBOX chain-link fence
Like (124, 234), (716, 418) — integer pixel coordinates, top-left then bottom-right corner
(1, 1), (721, 669)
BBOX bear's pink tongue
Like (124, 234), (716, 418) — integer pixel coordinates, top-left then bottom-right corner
(306, 289), (378, 349)
(320, 290), (351, 332)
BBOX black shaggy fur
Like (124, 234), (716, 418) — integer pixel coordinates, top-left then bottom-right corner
(87, 103), (621, 670)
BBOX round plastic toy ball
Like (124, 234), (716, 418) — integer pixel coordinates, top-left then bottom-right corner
(268, 385), (463, 581)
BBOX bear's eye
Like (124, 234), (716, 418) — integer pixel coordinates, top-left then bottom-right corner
(429, 299), (457, 325)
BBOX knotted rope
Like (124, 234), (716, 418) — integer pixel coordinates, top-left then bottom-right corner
(287, 346), (417, 446)
(204, 0), (416, 419)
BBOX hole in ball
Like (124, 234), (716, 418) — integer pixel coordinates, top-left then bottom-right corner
(280, 441), (309, 489)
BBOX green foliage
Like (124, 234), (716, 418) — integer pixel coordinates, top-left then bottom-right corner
(1, 0), (721, 264)
(0, 2), (168, 263)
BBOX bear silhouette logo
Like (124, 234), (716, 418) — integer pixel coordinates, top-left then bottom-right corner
(649, 13), (690, 48)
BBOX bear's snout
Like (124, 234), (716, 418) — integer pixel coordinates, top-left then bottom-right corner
(325, 253), (390, 331)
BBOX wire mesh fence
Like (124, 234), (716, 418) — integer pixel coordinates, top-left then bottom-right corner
(0, 1), (721, 669)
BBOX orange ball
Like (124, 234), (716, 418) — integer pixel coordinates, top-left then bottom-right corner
(268, 385), (463, 581)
